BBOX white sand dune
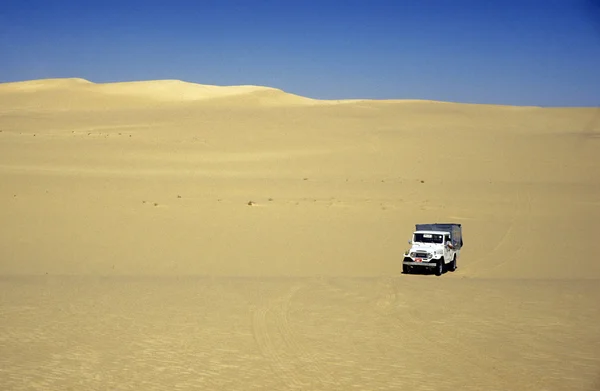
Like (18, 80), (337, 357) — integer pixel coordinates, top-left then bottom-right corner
(1, 78), (599, 390)
(0, 78), (318, 111)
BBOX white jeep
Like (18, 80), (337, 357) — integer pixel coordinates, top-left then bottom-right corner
(402, 223), (463, 276)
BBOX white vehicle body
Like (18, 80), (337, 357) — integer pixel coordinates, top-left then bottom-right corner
(403, 224), (463, 276)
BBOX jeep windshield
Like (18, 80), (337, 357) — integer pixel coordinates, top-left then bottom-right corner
(414, 233), (443, 244)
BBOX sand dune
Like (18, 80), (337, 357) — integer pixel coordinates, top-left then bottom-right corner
(0, 78), (318, 111)
(0, 77), (93, 92)
(1, 79), (599, 390)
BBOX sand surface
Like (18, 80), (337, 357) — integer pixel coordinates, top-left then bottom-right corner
(1, 78), (599, 390)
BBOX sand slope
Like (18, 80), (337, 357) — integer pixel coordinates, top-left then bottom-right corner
(1, 79), (599, 390)
(0, 78), (317, 112)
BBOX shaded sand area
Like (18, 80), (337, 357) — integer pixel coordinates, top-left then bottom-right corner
(1, 79), (599, 390)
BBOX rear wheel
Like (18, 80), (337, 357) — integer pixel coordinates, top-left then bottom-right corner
(449, 256), (457, 272)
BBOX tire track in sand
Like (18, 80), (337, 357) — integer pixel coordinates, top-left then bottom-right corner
(462, 186), (532, 276)
(275, 284), (335, 387)
(251, 282), (332, 389)
(477, 185), (533, 276)
(252, 296), (303, 389)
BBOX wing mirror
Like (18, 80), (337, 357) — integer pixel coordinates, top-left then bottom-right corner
(408, 240), (412, 245)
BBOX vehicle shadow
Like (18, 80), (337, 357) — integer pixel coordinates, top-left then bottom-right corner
(402, 267), (441, 276)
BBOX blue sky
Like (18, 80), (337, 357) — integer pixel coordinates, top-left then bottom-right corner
(1, 0), (599, 106)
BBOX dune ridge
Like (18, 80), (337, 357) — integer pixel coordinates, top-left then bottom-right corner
(0, 78), (549, 108)
(0, 78), (320, 106)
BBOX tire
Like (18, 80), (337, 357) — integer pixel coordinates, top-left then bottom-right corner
(449, 256), (457, 272)
(403, 258), (412, 274)
(435, 260), (443, 276)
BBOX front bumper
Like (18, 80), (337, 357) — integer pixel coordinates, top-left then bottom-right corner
(403, 260), (437, 267)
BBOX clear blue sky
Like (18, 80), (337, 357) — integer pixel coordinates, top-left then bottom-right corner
(1, 0), (599, 106)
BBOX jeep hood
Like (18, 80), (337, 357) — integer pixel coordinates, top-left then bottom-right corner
(410, 243), (442, 252)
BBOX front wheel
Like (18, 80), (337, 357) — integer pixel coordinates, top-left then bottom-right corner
(435, 260), (443, 276)
(403, 264), (410, 274)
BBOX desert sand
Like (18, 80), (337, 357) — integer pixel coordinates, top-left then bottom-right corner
(0, 78), (599, 390)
